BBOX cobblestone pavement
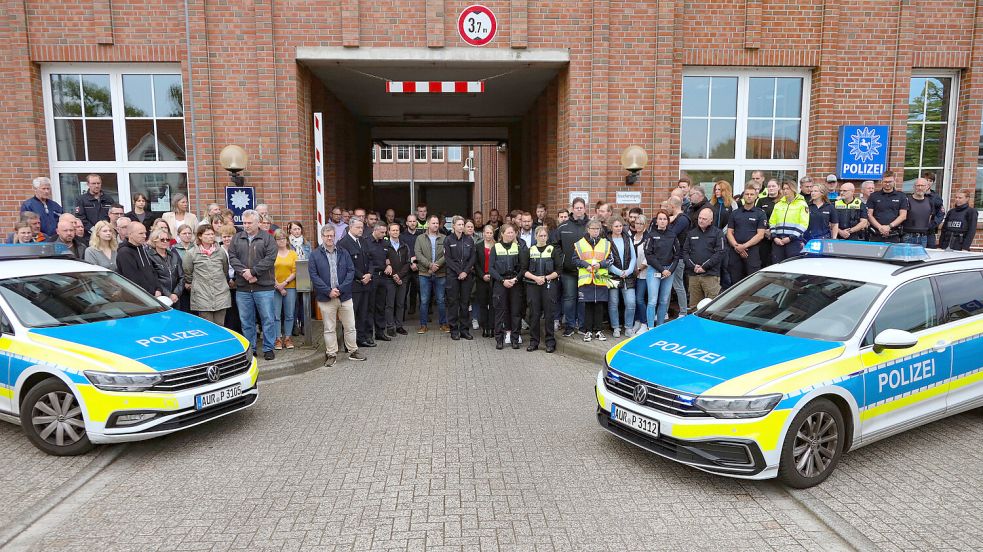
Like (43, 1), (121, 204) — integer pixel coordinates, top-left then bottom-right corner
(0, 332), (980, 551)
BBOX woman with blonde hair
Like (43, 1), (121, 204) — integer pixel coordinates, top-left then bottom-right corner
(272, 229), (298, 350)
(10, 221), (38, 245)
(84, 220), (118, 270)
(182, 225), (231, 325)
(805, 181), (838, 241)
(161, 193), (198, 238)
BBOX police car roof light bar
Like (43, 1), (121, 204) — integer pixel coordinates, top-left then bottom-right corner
(0, 243), (73, 260)
(803, 239), (930, 263)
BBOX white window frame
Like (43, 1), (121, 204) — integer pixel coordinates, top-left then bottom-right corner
(379, 144), (393, 162)
(905, 69), (960, 208)
(413, 145), (427, 163)
(679, 68), (811, 195)
(396, 145), (411, 162)
(430, 146), (444, 162)
(447, 146), (463, 163)
(371, 145), (376, 162)
(42, 63), (187, 210)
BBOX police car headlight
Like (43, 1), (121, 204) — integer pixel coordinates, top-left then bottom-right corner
(693, 394), (782, 419)
(84, 371), (162, 392)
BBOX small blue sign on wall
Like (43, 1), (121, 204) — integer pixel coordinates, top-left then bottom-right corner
(837, 125), (890, 180)
(225, 186), (255, 224)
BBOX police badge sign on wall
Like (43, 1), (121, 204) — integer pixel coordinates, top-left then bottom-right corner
(837, 125), (890, 180)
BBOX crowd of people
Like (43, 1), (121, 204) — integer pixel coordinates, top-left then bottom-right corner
(11, 170), (980, 368)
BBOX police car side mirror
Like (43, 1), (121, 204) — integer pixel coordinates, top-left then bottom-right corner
(873, 329), (918, 353)
(156, 295), (174, 308)
(696, 298), (713, 311)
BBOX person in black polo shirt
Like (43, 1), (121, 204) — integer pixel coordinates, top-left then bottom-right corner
(805, 181), (838, 241)
(867, 172), (909, 243)
(834, 182), (868, 241)
(726, 188), (767, 283)
(902, 178), (934, 247)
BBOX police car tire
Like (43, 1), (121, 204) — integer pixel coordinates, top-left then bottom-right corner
(777, 398), (844, 489)
(20, 378), (93, 456)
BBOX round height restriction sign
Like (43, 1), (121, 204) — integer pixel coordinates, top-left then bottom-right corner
(458, 5), (497, 46)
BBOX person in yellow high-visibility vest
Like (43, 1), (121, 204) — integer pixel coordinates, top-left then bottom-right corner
(573, 218), (613, 343)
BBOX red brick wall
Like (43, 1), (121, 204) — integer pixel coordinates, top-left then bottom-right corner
(3, 0), (983, 249)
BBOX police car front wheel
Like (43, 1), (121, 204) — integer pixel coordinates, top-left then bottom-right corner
(778, 398), (844, 488)
(20, 378), (93, 456)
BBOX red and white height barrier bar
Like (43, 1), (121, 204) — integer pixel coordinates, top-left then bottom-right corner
(386, 81), (485, 94)
(313, 112), (325, 235)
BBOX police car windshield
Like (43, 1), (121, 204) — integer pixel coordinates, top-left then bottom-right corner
(0, 271), (166, 328)
(698, 272), (883, 342)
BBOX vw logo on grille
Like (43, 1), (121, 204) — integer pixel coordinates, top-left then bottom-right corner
(205, 365), (220, 383)
(633, 384), (648, 404)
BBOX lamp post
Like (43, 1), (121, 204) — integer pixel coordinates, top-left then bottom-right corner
(219, 145), (249, 185)
(620, 145), (648, 186)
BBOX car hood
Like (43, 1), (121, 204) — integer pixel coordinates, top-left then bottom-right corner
(28, 310), (247, 372)
(606, 315), (843, 395)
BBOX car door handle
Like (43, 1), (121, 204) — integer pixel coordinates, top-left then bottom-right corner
(934, 340), (950, 353)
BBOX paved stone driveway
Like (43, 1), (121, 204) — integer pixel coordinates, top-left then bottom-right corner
(1, 332), (980, 551)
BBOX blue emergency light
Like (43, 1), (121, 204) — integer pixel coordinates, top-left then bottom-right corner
(0, 243), (72, 260)
(802, 239), (930, 263)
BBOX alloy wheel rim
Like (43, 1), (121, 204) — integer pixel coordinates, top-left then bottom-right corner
(792, 411), (838, 478)
(32, 391), (85, 447)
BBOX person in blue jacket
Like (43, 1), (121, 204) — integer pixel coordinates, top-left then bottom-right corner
(309, 225), (366, 367)
(20, 177), (63, 237)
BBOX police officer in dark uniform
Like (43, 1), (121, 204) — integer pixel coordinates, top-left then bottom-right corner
(522, 225), (562, 353)
(337, 219), (376, 347)
(367, 223), (391, 342)
(444, 216), (477, 340)
(382, 222), (411, 336)
(923, 171), (946, 248)
(74, 174), (115, 240)
(805, 178), (838, 241)
(940, 189), (979, 250)
(400, 214), (423, 317)
(726, 188), (767, 283)
(867, 172), (909, 243)
(834, 182), (868, 241)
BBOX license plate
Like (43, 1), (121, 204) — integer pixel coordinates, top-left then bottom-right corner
(195, 384), (242, 410)
(610, 403), (660, 438)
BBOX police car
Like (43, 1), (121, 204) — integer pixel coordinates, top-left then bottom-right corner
(596, 240), (983, 488)
(0, 244), (258, 455)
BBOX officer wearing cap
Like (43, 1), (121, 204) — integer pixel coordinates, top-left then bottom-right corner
(834, 182), (868, 241)
(867, 171), (909, 243)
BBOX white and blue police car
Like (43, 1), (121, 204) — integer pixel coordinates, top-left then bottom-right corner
(0, 244), (258, 455)
(597, 240), (983, 487)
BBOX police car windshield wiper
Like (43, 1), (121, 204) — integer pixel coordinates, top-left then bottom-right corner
(31, 321), (69, 328)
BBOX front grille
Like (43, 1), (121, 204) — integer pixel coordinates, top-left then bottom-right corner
(137, 392), (257, 433)
(149, 352), (251, 392)
(604, 369), (707, 417)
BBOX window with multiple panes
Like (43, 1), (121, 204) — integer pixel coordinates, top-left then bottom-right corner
(447, 146), (462, 163)
(430, 146), (444, 161)
(904, 73), (958, 198)
(396, 145), (410, 162)
(380, 145), (393, 162)
(414, 145), (427, 162)
(44, 65), (187, 215)
(680, 70), (809, 197)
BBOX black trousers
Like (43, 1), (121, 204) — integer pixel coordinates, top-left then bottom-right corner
(758, 239), (773, 268)
(474, 277), (493, 330)
(525, 281), (558, 347)
(492, 281), (522, 343)
(374, 277), (395, 333)
(406, 272), (419, 314)
(728, 246), (761, 285)
(352, 288), (371, 342)
(446, 275), (474, 337)
(582, 301), (605, 333)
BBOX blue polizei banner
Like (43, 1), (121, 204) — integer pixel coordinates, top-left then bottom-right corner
(225, 186), (255, 224)
(837, 125), (890, 180)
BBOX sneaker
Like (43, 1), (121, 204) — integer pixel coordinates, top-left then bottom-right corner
(472, 319), (480, 330)
(323, 354), (337, 367)
(583, 332), (592, 343)
(625, 328), (634, 337)
(274, 338), (283, 350)
(676, 313), (687, 319)
(348, 351), (366, 361)
(505, 332), (511, 344)
(562, 328), (575, 338)
(631, 321), (642, 333)
(396, 327), (408, 335)
(440, 324), (451, 333)
(554, 320), (561, 331)
(596, 331), (607, 342)
(516, 334), (523, 345)
(612, 328), (621, 338)
(637, 326), (649, 334)
(263, 350), (275, 361)
(418, 326), (428, 334)
(284, 337), (295, 349)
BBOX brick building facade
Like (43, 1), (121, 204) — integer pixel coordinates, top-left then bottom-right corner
(2, 1), (982, 247)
